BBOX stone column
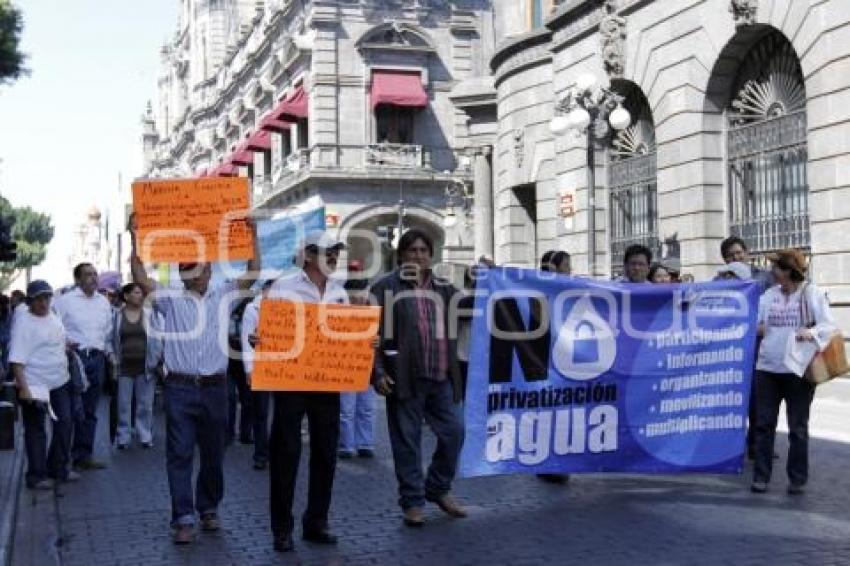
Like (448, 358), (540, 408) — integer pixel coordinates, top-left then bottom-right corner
(473, 146), (494, 260)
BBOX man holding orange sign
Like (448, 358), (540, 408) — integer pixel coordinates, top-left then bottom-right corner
(252, 231), (378, 553)
(128, 182), (261, 546)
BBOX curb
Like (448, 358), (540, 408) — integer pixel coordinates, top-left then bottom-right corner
(0, 426), (24, 566)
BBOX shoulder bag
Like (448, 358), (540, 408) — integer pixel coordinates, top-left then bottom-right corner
(800, 284), (849, 384)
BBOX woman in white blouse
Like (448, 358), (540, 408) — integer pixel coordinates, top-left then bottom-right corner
(751, 249), (835, 495)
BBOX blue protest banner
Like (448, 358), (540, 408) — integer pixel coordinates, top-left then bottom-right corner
(460, 267), (759, 477)
(257, 206), (326, 271)
(200, 205), (326, 284)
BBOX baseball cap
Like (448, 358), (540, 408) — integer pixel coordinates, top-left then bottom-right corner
(26, 280), (53, 299)
(302, 230), (344, 251)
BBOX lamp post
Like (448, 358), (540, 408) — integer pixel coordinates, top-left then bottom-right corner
(549, 73), (631, 277)
(443, 177), (472, 230)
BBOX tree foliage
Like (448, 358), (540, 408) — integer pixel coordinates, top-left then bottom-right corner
(0, 195), (53, 291)
(0, 1), (27, 85)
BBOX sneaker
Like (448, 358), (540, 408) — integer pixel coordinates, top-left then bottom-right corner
(358, 448), (375, 458)
(787, 483), (806, 495)
(73, 458), (107, 471)
(173, 524), (194, 545)
(337, 450), (354, 459)
(29, 479), (54, 491)
(750, 481), (768, 493)
(63, 470), (82, 483)
(200, 512), (220, 532)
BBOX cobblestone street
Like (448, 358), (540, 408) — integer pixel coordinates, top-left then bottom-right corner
(10, 381), (850, 565)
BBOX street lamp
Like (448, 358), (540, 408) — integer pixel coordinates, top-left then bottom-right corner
(443, 177), (472, 229)
(549, 72), (631, 277)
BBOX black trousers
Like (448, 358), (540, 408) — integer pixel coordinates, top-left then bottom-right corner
(227, 358), (252, 442)
(753, 370), (816, 486)
(269, 392), (339, 536)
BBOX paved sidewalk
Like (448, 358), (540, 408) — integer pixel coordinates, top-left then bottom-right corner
(12, 384), (850, 566)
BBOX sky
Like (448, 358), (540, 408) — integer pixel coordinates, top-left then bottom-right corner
(0, 0), (178, 288)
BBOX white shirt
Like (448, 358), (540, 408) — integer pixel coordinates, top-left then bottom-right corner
(252, 270), (349, 374)
(53, 288), (113, 351)
(757, 283), (835, 374)
(268, 270), (349, 306)
(240, 296), (260, 376)
(152, 280), (240, 376)
(9, 309), (70, 401)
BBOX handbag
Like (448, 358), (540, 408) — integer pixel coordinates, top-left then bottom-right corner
(800, 284), (849, 384)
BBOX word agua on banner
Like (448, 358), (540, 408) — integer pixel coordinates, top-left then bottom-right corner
(252, 300), (380, 392)
(460, 268), (760, 478)
(131, 177), (254, 263)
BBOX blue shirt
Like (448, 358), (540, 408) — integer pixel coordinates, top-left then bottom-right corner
(152, 280), (240, 376)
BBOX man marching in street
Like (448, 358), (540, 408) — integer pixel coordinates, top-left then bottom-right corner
(370, 228), (467, 527)
(129, 217), (260, 545)
(264, 231), (349, 553)
(53, 262), (114, 471)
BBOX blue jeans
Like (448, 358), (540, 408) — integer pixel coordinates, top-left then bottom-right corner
(21, 381), (74, 486)
(164, 380), (228, 527)
(117, 374), (155, 445)
(72, 350), (105, 464)
(339, 389), (375, 452)
(385, 379), (465, 510)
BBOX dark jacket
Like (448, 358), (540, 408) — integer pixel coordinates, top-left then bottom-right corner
(370, 269), (464, 403)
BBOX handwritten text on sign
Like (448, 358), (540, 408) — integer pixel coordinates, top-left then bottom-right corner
(131, 177), (254, 263)
(252, 301), (380, 392)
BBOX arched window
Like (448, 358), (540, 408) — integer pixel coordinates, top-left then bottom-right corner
(608, 82), (658, 276)
(727, 31), (808, 261)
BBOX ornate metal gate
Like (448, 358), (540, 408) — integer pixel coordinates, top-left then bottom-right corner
(727, 31), (809, 263)
(609, 84), (659, 276)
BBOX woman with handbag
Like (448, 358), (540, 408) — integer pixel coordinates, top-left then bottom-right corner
(751, 249), (836, 495)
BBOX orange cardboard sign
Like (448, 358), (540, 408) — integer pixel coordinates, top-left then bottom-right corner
(252, 300), (381, 392)
(131, 177), (254, 263)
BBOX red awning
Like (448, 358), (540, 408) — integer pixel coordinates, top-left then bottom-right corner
(214, 163), (238, 177)
(229, 141), (254, 166)
(275, 86), (308, 120)
(370, 71), (428, 109)
(245, 131), (272, 152)
(258, 110), (292, 134)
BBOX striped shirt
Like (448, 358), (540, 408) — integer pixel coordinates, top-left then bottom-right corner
(414, 275), (448, 381)
(152, 280), (240, 376)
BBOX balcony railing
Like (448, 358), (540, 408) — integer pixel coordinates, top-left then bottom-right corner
(365, 143), (423, 168)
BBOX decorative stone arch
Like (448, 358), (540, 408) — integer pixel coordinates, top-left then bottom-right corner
(355, 22), (436, 53)
(703, 25), (809, 262)
(337, 203), (447, 275)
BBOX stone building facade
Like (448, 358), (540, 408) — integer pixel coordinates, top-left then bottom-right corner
(489, 0), (850, 331)
(142, 0), (498, 280)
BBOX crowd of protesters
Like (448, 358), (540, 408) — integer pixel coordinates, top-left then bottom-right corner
(0, 225), (836, 552)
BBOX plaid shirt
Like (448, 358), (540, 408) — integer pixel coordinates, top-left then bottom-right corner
(414, 275), (449, 381)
